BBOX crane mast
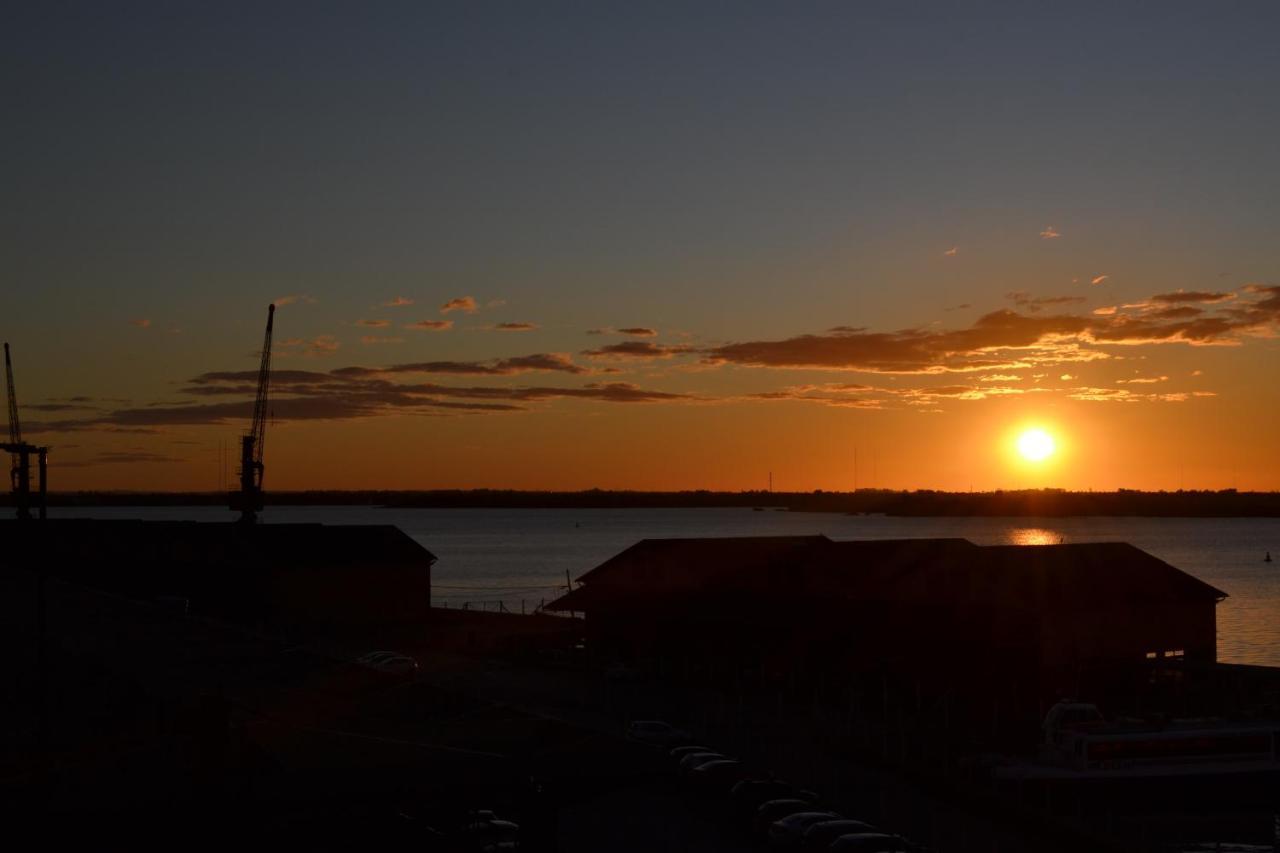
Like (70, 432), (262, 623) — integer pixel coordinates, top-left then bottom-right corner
(4, 343), (47, 520)
(232, 304), (274, 523)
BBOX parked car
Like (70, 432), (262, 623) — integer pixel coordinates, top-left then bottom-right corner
(731, 778), (816, 816)
(356, 650), (399, 664)
(459, 810), (520, 851)
(669, 744), (714, 763)
(372, 655), (420, 675)
(753, 799), (821, 835)
(356, 651), (419, 675)
(767, 811), (841, 849)
(686, 758), (748, 792)
(678, 751), (727, 774)
(625, 720), (692, 747)
(800, 820), (880, 851)
(827, 832), (910, 852)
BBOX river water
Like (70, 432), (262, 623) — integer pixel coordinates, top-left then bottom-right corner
(48, 505), (1280, 668)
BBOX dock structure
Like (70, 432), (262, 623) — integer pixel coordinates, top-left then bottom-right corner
(547, 535), (1226, 699)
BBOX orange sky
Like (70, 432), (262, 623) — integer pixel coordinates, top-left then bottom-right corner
(8, 6), (1280, 492)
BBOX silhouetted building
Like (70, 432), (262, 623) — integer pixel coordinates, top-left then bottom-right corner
(546, 536), (1225, 690)
(1, 519), (436, 639)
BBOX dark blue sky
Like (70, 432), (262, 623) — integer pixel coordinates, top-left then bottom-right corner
(5, 3), (1280, 490)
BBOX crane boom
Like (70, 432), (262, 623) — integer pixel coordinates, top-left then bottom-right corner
(5, 343), (20, 446)
(250, 303), (275, 469)
(232, 304), (275, 523)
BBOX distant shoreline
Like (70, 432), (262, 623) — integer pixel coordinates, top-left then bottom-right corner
(10, 488), (1280, 517)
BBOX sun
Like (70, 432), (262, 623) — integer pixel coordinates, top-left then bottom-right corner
(1017, 428), (1056, 463)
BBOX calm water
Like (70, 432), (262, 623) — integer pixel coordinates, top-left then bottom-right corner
(49, 506), (1280, 668)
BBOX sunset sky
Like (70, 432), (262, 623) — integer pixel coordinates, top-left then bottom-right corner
(6, 3), (1280, 492)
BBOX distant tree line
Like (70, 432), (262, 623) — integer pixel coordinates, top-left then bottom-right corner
(5, 487), (1280, 516)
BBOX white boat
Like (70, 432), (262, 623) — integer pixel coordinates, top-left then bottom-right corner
(993, 702), (1280, 786)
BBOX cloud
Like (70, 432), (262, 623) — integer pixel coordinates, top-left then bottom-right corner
(406, 320), (453, 331)
(586, 328), (610, 335)
(1116, 376), (1168, 384)
(944, 246), (958, 257)
(1006, 292), (1087, 312)
(977, 374), (1022, 382)
(492, 322), (538, 332)
(360, 336), (404, 345)
(1093, 306), (1117, 316)
(617, 327), (658, 337)
(21, 402), (99, 412)
(1067, 386), (1206, 403)
(333, 352), (586, 377)
(278, 335), (340, 356)
(130, 318), (151, 328)
(1039, 226), (1061, 239)
(1091, 275), (1109, 285)
(381, 296), (414, 307)
(706, 310), (1092, 374)
(273, 294), (316, 307)
(441, 296), (478, 314)
(706, 285), (1280, 375)
(1150, 290), (1237, 305)
(356, 319), (391, 328)
(582, 341), (695, 359)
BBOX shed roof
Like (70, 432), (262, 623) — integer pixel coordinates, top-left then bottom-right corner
(547, 536), (1225, 614)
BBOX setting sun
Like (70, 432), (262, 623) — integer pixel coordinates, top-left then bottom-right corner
(1017, 428), (1056, 463)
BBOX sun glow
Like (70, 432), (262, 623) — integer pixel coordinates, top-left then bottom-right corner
(1016, 428), (1056, 462)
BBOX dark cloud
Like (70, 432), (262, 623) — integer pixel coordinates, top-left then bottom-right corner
(356, 319), (391, 328)
(21, 402), (98, 412)
(616, 327), (658, 337)
(706, 286), (1280, 374)
(406, 320), (453, 331)
(492, 322), (538, 331)
(1006, 292), (1088, 312)
(1150, 290), (1237, 304)
(333, 352), (585, 377)
(582, 341), (695, 359)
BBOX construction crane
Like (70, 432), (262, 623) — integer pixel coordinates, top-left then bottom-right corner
(3, 343), (48, 520)
(230, 304), (274, 523)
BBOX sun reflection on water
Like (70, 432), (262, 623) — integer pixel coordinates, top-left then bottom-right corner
(1008, 528), (1065, 546)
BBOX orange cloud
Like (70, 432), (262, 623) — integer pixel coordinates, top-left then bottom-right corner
(1040, 226), (1061, 239)
(129, 318), (151, 328)
(356, 319), (391, 328)
(492, 322), (538, 332)
(1091, 274), (1109, 285)
(583, 341), (695, 359)
(381, 296), (414, 307)
(441, 296), (478, 314)
(406, 320), (453, 331)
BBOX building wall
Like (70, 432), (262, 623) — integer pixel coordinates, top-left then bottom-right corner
(1039, 602), (1217, 669)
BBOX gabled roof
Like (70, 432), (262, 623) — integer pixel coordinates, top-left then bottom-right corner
(547, 536), (1226, 614)
(0, 519), (437, 572)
